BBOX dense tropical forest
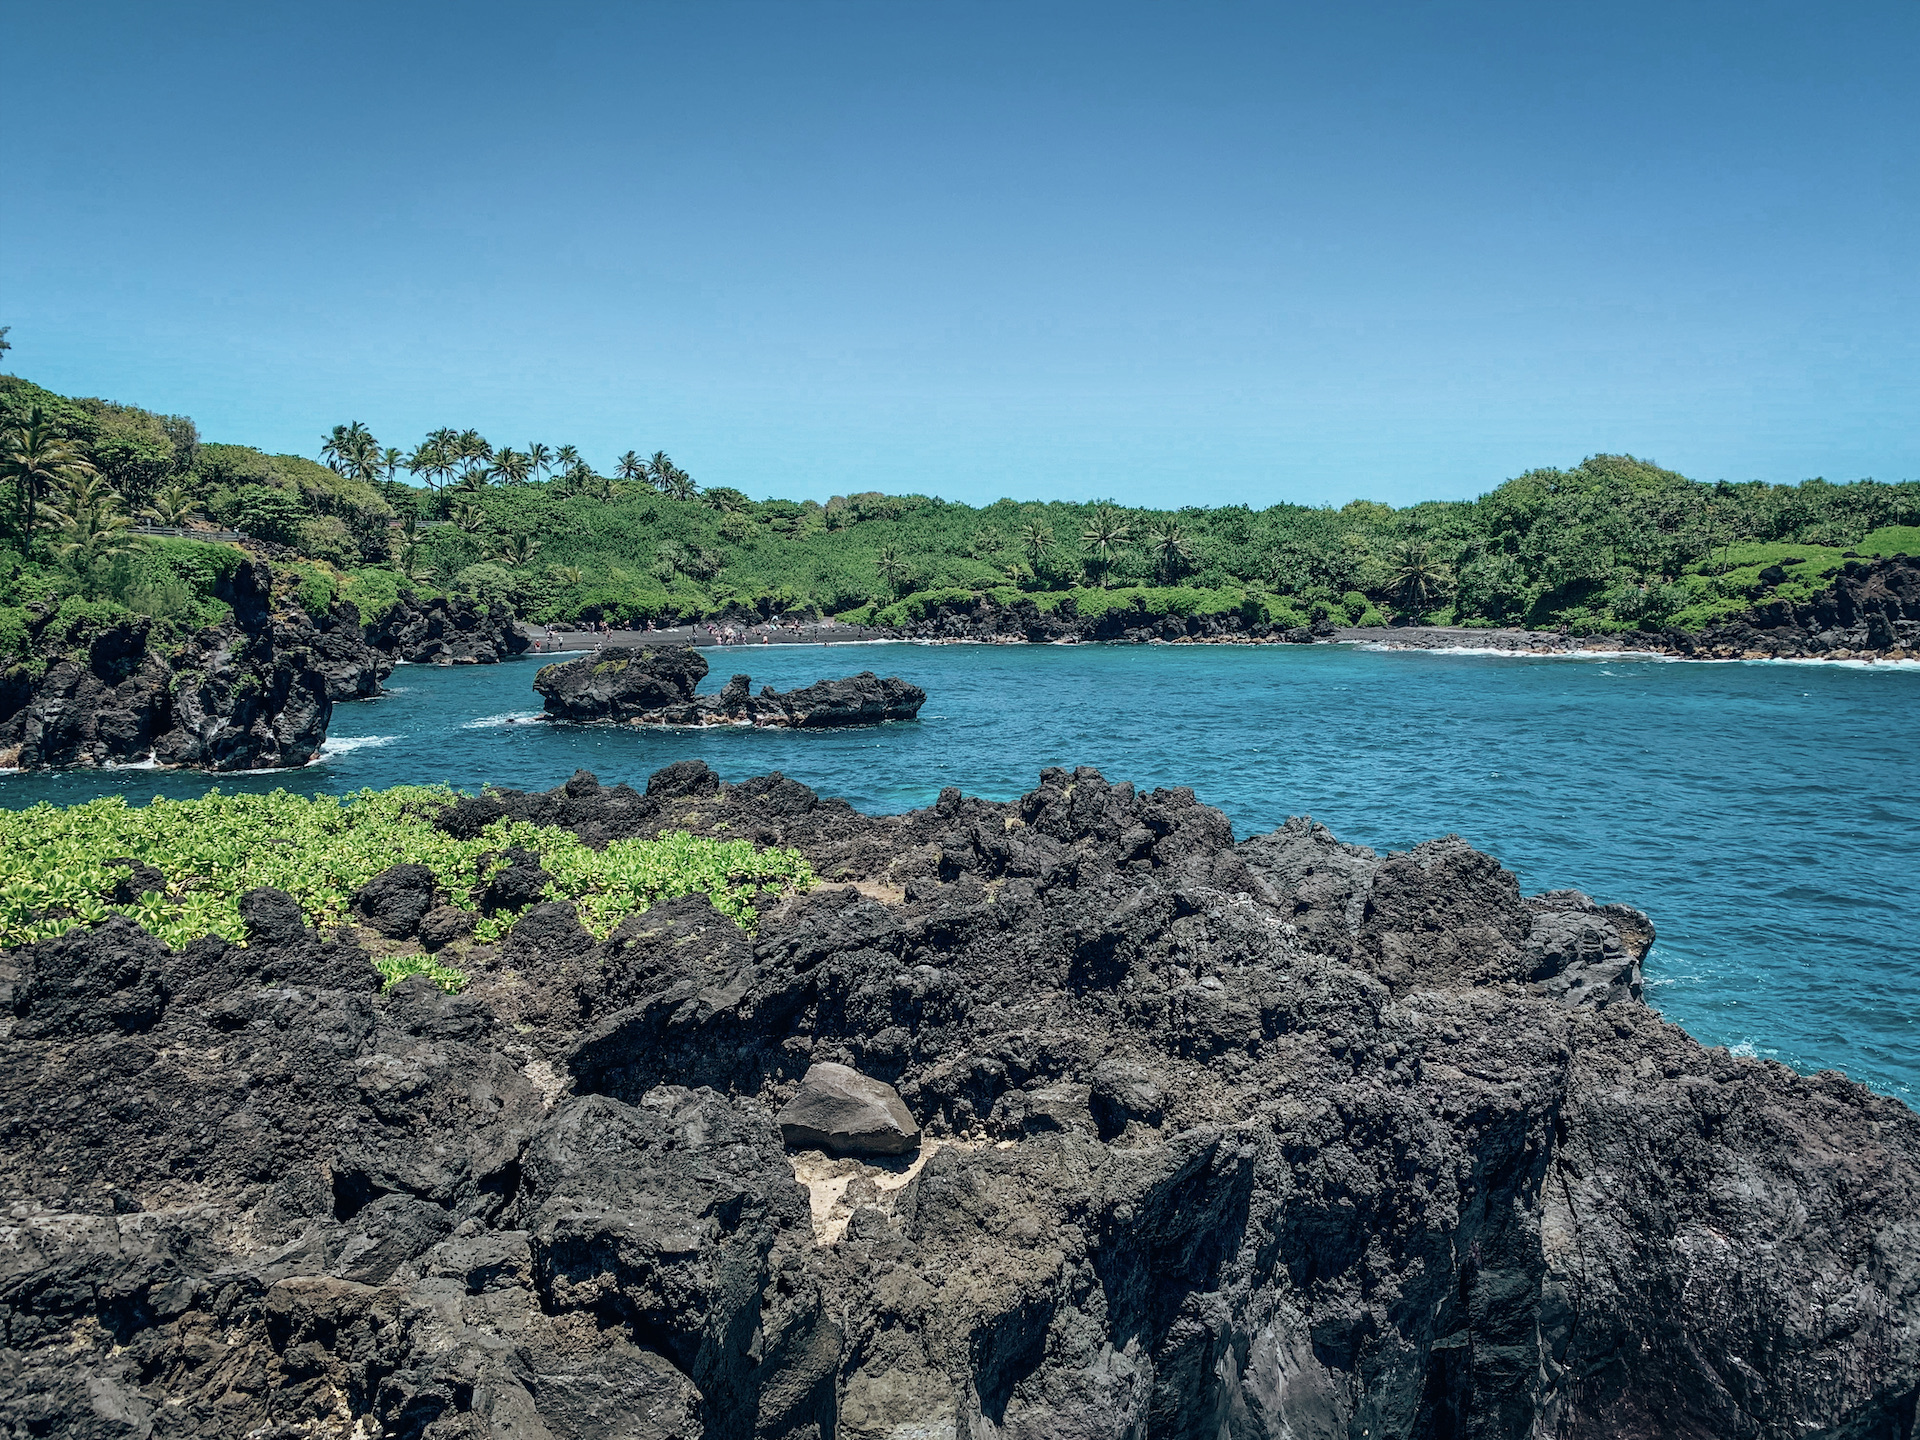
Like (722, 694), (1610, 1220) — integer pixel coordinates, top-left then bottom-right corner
(4, 354), (1918, 652)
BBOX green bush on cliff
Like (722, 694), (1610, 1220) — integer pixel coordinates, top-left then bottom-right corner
(0, 786), (815, 954)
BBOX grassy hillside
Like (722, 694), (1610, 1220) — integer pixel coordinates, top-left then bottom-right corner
(4, 372), (1917, 648)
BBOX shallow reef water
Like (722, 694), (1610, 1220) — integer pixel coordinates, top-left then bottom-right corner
(5, 638), (1915, 1104)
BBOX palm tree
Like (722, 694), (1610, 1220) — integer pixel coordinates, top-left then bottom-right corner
(527, 443), (553, 484)
(455, 430), (493, 480)
(1018, 520), (1054, 572)
(547, 563), (582, 587)
(875, 546), (911, 596)
(490, 448), (532, 486)
(450, 468), (490, 498)
(49, 470), (137, 574)
(493, 532), (542, 566)
(1, 406), (96, 553)
(555, 460), (606, 498)
(450, 498), (488, 533)
(1002, 560), (1033, 587)
(615, 451), (645, 484)
(380, 446), (405, 484)
(322, 421), (382, 482)
(1143, 519), (1194, 584)
(704, 486), (750, 514)
(394, 539), (435, 584)
(1080, 505), (1132, 586)
(1387, 542), (1453, 621)
(141, 481), (201, 528)
(554, 445), (581, 475)
(407, 437), (455, 493)
(653, 540), (692, 582)
(647, 451), (698, 500)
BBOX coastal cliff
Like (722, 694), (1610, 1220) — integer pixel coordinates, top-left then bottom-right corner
(0, 561), (529, 771)
(1, 763), (1913, 1438)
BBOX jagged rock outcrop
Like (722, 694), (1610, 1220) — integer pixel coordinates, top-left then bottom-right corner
(0, 559), (338, 770)
(2, 763), (1916, 1438)
(1659, 553), (1920, 658)
(535, 646), (927, 727)
(366, 593), (531, 665)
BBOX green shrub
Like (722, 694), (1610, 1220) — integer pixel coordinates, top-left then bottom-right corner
(375, 953), (470, 993)
(449, 562), (513, 609)
(1859, 525), (1920, 557)
(0, 786), (815, 954)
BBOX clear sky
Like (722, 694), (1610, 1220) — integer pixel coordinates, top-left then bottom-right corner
(3, 1), (1915, 508)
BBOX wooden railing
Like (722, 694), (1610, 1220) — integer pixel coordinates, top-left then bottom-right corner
(131, 524), (249, 542)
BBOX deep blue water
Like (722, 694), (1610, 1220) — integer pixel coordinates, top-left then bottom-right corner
(5, 641), (1917, 1105)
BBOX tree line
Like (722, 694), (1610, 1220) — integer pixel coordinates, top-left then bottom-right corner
(5, 345), (1918, 646)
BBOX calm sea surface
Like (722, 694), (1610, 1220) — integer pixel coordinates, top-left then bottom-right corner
(6, 641), (1916, 1105)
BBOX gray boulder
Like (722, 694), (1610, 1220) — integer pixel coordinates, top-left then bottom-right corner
(777, 1062), (922, 1156)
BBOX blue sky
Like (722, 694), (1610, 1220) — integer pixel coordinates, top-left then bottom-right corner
(3, 1), (1915, 508)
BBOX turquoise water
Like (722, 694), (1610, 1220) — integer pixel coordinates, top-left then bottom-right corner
(5, 641), (1917, 1105)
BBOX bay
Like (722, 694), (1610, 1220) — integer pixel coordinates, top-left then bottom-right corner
(5, 640), (1916, 1104)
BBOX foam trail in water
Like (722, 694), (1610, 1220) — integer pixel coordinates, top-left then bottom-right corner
(319, 734), (402, 756)
(461, 711), (547, 730)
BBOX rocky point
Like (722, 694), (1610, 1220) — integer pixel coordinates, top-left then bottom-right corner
(0, 762), (1915, 1438)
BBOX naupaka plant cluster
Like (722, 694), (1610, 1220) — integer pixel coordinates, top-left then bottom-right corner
(0, 785), (814, 955)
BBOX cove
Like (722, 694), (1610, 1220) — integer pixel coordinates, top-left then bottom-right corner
(4, 639), (1915, 1105)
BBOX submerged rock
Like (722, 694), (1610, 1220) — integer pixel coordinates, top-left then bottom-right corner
(534, 645), (927, 727)
(1, 762), (1916, 1439)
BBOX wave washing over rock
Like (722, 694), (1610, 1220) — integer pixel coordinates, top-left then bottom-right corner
(2, 764), (1916, 1438)
(534, 645), (927, 727)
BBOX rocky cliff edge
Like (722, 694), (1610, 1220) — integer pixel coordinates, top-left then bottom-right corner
(1, 763), (1914, 1438)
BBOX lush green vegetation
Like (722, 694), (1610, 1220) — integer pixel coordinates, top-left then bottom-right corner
(0, 787), (816, 989)
(6, 365), (1918, 646)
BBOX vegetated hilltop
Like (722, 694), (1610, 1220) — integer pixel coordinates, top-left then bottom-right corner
(6, 371), (1919, 653)
(1, 762), (1915, 1438)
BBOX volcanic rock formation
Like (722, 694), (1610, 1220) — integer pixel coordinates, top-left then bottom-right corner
(535, 645), (927, 727)
(364, 593), (531, 666)
(0, 558), (341, 770)
(2, 764), (1916, 1439)
(0, 557), (542, 770)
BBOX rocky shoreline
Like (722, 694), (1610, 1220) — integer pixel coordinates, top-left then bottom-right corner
(2, 761), (1914, 1438)
(850, 554), (1920, 661)
(0, 561), (528, 772)
(534, 646), (927, 728)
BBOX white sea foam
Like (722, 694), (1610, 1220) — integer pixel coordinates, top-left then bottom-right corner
(1353, 641), (1920, 668)
(320, 734), (401, 756)
(461, 711), (548, 729)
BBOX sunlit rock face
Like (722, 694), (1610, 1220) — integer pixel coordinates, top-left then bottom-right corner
(2, 762), (1915, 1439)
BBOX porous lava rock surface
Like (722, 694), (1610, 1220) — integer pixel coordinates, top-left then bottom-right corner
(535, 646), (926, 727)
(365, 593), (532, 667)
(2, 763), (1916, 1439)
(0, 558), (343, 771)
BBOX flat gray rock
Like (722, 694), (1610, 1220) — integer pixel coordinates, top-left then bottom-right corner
(777, 1062), (921, 1156)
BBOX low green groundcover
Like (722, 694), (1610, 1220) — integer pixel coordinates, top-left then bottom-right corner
(0, 786), (815, 991)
